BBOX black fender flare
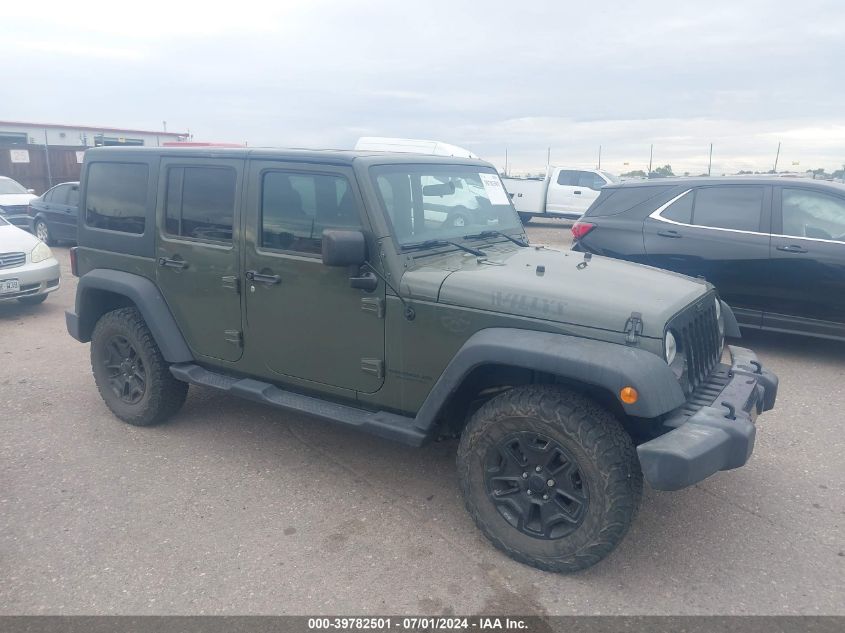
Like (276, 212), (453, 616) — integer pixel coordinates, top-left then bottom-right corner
(65, 269), (193, 363)
(413, 328), (685, 433)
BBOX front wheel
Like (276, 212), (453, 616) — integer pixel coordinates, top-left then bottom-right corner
(457, 385), (642, 573)
(90, 307), (188, 426)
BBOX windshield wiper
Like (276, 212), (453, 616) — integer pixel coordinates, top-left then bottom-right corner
(463, 230), (529, 247)
(402, 239), (487, 257)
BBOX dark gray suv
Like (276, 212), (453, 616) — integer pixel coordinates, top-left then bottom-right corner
(572, 177), (845, 341)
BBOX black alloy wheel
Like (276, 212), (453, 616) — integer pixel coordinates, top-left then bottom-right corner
(485, 431), (588, 540)
(102, 334), (147, 404)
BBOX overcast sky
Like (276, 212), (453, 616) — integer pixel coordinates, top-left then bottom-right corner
(3, 0), (844, 175)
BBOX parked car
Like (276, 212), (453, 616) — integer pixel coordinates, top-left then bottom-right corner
(571, 177), (845, 341)
(0, 176), (38, 230)
(27, 181), (80, 245)
(503, 168), (618, 223)
(66, 147), (776, 573)
(0, 215), (60, 305)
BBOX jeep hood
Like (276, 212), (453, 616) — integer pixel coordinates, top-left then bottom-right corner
(401, 246), (709, 338)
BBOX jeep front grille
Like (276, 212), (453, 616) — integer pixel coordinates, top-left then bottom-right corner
(670, 295), (722, 394)
(0, 252), (26, 270)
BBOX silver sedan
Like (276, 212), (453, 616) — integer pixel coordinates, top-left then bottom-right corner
(0, 216), (60, 305)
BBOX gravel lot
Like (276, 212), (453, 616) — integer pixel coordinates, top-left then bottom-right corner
(1, 225), (843, 615)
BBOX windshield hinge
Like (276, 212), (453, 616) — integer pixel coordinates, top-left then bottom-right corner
(624, 312), (643, 345)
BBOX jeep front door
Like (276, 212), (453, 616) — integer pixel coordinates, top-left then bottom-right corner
(155, 158), (244, 363)
(243, 161), (385, 394)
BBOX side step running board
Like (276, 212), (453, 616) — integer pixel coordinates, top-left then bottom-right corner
(169, 363), (427, 447)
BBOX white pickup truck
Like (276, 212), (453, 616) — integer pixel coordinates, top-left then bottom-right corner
(503, 167), (618, 222)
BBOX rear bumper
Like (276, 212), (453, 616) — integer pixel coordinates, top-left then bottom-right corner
(637, 345), (778, 491)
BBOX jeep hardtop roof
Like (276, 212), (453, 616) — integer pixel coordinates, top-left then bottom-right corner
(84, 146), (494, 169)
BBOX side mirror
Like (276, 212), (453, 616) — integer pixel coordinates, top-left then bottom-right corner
(322, 229), (366, 267)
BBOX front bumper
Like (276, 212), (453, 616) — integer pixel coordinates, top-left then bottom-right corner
(637, 345), (778, 491)
(0, 258), (61, 302)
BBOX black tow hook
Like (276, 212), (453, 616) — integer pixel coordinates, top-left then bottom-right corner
(721, 401), (737, 420)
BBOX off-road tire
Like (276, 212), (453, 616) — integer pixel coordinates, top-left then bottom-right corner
(90, 307), (188, 426)
(17, 293), (48, 305)
(457, 385), (642, 573)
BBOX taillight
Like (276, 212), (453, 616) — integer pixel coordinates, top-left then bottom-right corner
(69, 246), (79, 277)
(571, 221), (595, 240)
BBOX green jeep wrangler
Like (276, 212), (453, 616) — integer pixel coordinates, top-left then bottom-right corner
(67, 147), (778, 572)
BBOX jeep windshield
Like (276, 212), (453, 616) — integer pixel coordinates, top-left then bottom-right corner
(370, 164), (523, 248)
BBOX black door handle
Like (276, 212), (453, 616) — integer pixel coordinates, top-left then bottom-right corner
(573, 190), (582, 195)
(658, 230), (682, 238)
(776, 244), (808, 254)
(158, 257), (188, 269)
(246, 270), (281, 285)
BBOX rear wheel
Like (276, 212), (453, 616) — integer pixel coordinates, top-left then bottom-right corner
(34, 220), (54, 246)
(90, 307), (188, 426)
(457, 385), (642, 572)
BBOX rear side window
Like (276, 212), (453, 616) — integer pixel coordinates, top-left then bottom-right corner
(85, 162), (148, 234)
(693, 186), (763, 232)
(67, 185), (79, 207)
(585, 185), (672, 217)
(47, 185), (67, 204)
(165, 167), (236, 242)
(662, 190), (693, 223)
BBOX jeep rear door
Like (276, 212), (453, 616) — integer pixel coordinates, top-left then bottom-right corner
(155, 157), (245, 363)
(242, 160), (385, 394)
(642, 184), (772, 327)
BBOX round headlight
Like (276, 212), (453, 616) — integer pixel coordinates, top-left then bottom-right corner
(664, 331), (677, 365)
(31, 241), (53, 264)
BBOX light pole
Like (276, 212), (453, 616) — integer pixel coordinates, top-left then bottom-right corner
(708, 143), (713, 176)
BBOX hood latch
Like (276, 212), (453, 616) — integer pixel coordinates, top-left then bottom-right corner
(624, 312), (643, 345)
